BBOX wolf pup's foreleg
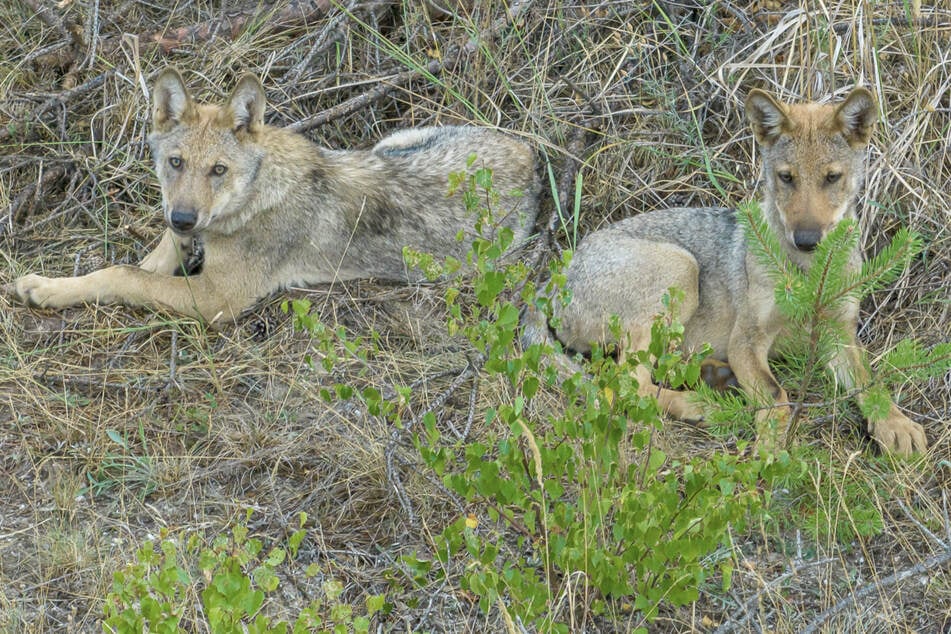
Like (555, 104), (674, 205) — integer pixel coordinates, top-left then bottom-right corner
(829, 332), (927, 455)
(726, 324), (791, 450)
(15, 265), (237, 322)
(138, 228), (191, 275)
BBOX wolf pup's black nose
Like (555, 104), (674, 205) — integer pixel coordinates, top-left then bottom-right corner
(170, 209), (198, 232)
(793, 229), (822, 251)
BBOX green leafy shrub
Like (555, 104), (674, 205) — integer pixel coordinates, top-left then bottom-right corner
(103, 511), (386, 633)
(403, 165), (798, 630)
(283, 167), (947, 630)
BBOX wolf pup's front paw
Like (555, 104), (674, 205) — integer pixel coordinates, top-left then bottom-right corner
(870, 412), (927, 457)
(14, 274), (74, 309)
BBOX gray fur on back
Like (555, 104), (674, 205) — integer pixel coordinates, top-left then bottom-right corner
(606, 207), (749, 308)
(294, 125), (540, 285)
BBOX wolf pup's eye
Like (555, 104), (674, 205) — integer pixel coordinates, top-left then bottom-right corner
(777, 171), (794, 184)
(211, 164), (228, 176)
(168, 156), (183, 169)
(825, 172), (842, 184)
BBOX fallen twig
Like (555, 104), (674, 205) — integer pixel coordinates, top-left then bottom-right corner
(555, 112), (601, 235)
(832, 15), (951, 34)
(799, 548), (951, 634)
(897, 498), (950, 549)
(0, 71), (113, 143)
(712, 557), (835, 634)
(33, 372), (166, 394)
(290, 0), (537, 132)
(124, 0), (335, 54)
(19, 0), (86, 83)
(526, 96), (602, 279)
(4, 162), (70, 232)
(384, 357), (483, 524)
(21, 0), (81, 44)
(462, 367), (479, 441)
(283, 0), (377, 87)
(289, 58), (451, 133)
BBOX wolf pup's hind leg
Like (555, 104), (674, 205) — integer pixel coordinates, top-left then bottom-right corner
(554, 232), (705, 422)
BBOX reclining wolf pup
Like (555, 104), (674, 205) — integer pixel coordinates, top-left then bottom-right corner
(525, 86), (927, 456)
(14, 68), (540, 323)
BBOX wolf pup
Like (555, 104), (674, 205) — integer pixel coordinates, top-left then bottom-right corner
(531, 87), (926, 456)
(15, 68), (539, 322)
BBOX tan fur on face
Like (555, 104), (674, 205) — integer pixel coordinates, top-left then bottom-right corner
(747, 88), (877, 260)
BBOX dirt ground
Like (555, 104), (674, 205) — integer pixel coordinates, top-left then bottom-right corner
(1, 1), (949, 632)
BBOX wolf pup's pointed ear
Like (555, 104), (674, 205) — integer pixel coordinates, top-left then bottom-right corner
(745, 89), (790, 146)
(227, 74), (266, 135)
(834, 86), (877, 147)
(153, 67), (194, 132)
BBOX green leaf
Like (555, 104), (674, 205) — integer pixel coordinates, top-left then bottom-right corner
(266, 547), (286, 566)
(366, 594), (386, 615)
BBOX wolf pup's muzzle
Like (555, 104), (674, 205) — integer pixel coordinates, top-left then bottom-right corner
(169, 209), (198, 233)
(793, 227), (823, 251)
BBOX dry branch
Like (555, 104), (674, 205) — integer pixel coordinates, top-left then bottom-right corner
(21, 0), (83, 80)
(288, 58), (451, 133)
(5, 162), (70, 230)
(555, 109), (602, 232)
(832, 15), (951, 34)
(290, 0), (537, 132)
(799, 548), (951, 634)
(23, 0), (363, 72)
(128, 0), (336, 54)
(21, 0), (80, 44)
(526, 99), (602, 276)
(0, 71), (112, 144)
(712, 557), (836, 634)
(284, 2), (361, 86)
(384, 359), (481, 524)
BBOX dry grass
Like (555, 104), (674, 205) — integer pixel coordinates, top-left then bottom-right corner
(1, 0), (949, 632)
